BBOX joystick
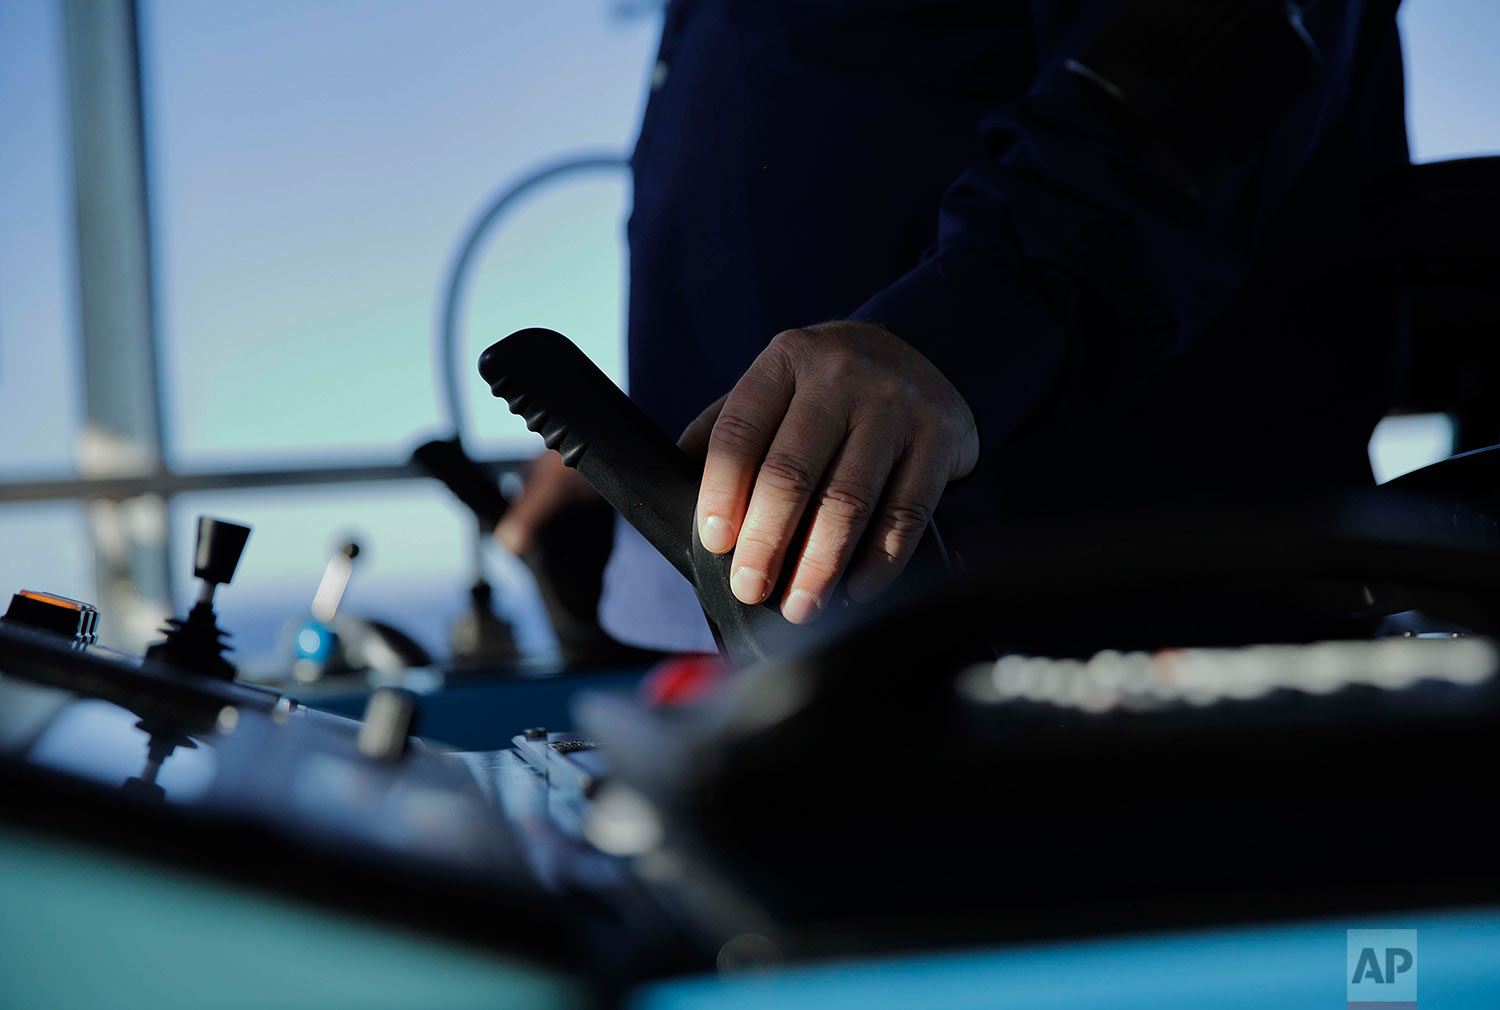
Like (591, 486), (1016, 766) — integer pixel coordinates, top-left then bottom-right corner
(286, 537), (432, 682)
(145, 516), (250, 680)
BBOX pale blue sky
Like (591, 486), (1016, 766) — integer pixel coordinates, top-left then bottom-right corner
(1, 0), (1498, 657)
(140, 0), (656, 468)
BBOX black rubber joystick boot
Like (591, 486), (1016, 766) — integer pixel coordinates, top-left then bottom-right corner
(146, 517), (251, 680)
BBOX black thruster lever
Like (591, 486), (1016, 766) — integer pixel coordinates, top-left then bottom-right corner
(478, 328), (807, 667)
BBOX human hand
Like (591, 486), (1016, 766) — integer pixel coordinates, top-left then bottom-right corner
(493, 449), (601, 555)
(678, 321), (977, 623)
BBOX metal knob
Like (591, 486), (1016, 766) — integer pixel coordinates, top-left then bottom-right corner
(356, 688), (419, 761)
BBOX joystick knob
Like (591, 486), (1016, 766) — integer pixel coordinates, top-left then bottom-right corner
(193, 517), (251, 588)
(146, 516), (251, 679)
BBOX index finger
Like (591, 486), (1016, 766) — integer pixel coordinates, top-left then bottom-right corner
(677, 393), (729, 464)
(695, 348), (794, 555)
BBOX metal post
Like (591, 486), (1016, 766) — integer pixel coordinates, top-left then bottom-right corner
(61, 0), (172, 648)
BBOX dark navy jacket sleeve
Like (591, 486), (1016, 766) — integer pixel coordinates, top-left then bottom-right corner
(851, 0), (1401, 464)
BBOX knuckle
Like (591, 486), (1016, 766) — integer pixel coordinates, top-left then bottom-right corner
(757, 451), (820, 497)
(886, 499), (932, 531)
(710, 412), (770, 457)
(819, 347), (861, 384)
(696, 486), (737, 512)
(818, 479), (876, 526)
(769, 328), (810, 357)
(794, 553), (841, 587)
(734, 525), (783, 559)
(878, 499), (932, 555)
(869, 375), (906, 402)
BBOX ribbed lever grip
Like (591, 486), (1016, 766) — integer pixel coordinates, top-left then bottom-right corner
(479, 328), (698, 580)
(478, 328), (791, 666)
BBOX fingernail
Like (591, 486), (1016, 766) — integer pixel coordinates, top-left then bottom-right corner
(731, 566), (769, 604)
(782, 589), (821, 624)
(701, 514), (735, 554)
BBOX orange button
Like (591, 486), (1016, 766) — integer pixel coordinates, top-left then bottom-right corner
(4, 590), (99, 643)
(17, 590), (86, 611)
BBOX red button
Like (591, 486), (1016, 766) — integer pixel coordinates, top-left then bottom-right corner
(639, 653), (727, 707)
